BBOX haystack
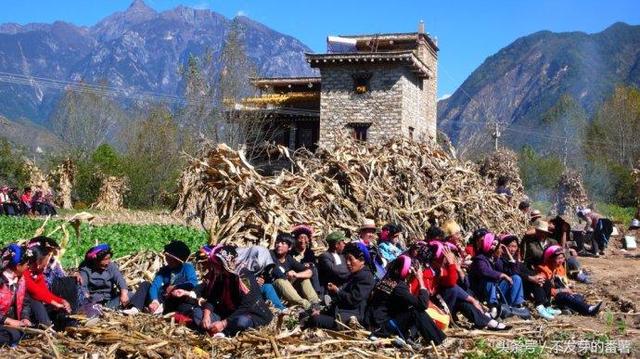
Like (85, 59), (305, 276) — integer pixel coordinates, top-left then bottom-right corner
(23, 159), (50, 193)
(552, 170), (590, 223)
(478, 148), (525, 199)
(48, 159), (76, 209)
(91, 175), (129, 211)
(173, 138), (527, 247)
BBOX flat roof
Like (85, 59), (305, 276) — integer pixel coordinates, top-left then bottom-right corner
(251, 77), (321, 87)
(305, 51), (433, 79)
(337, 32), (438, 51)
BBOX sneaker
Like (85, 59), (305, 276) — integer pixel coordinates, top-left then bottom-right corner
(588, 301), (603, 316)
(576, 271), (592, 284)
(121, 307), (140, 316)
(546, 307), (562, 316)
(536, 305), (555, 320)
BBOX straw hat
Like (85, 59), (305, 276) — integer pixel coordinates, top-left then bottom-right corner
(359, 218), (377, 231)
(442, 220), (461, 238)
(534, 220), (552, 234)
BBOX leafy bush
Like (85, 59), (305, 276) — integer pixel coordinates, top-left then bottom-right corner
(0, 216), (208, 267)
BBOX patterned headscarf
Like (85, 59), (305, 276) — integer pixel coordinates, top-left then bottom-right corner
(1, 244), (25, 269)
(85, 244), (112, 262)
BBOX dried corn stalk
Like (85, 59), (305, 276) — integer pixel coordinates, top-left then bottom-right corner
(91, 175), (129, 211)
(23, 159), (50, 193)
(552, 170), (590, 222)
(48, 159), (76, 209)
(479, 148), (525, 199)
(174, 137), (527, 247)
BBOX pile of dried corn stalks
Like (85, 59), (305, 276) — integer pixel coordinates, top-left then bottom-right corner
(479, 148), (525, 200)
(174, 138), (527, 247)
(552, 170), (590, 222)
(91, 176), (130, 211)
(48, 159), (76, 210)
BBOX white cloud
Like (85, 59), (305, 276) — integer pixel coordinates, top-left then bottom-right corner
(438, 93), (452, 101)
(236, 10), (247, 17)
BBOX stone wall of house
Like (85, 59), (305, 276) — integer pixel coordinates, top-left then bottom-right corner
(418, 43), (438, 139)
(400, 69), (429, 140)
(318, 64), (404, 147)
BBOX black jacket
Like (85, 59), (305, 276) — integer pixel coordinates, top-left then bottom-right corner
(330, 267), (375, 323)
(366, 279), (429, 331)
(202, 269), (273, 327)
(317, 251), (350, 287)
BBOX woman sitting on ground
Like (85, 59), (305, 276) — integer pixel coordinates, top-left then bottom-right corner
(305, 242), (375, 330)
(378, 223), (404, 263)
(290, 224), (322, 294)
(23, 242), (75, 330)
(469, 232), (527, 317)
(234, 245), (287, 313)
(147, 240), (198, 315)
(366, 255), (446, 347)
(192, 245), (273, 337)
(410, 241), (511, 331)
(270, 233), (319, 309)
(78, 244), (149, 314)
(536, 245), (602, 316)
(0, 244), (32, 347)
(19, 187), (33, 215)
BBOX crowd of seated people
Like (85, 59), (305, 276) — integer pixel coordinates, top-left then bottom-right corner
(0, 186), (57, 217)
(0, 213), (606, 348)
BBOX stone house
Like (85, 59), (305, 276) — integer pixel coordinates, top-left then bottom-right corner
(242, 23), (438, 151)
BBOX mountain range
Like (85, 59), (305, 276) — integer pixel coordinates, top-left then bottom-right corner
(437, 22), (640, 156)
(0, 0), (314, 129)
(1, 1), (639, 156)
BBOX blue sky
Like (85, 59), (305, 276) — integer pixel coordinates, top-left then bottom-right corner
(1, 0), (639, 98)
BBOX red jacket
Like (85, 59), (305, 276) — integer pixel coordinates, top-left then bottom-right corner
(0, 273), (26, 321)
(24, 269), (63, 305)
(409, 263), (458, 295)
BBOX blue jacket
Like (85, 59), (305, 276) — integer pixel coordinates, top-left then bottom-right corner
(148, 263), (198, 301)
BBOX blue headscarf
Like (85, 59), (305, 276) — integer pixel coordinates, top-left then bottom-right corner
(1, 244), (24, 268)
(85, 244), (112, 261)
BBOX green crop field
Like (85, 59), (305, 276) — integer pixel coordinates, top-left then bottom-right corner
(0, 216), (208, 267)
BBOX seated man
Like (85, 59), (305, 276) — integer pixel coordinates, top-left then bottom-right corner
(270, 233), (319, 309)
(147, 240), (198, 315)
(317, 231), (350, 290)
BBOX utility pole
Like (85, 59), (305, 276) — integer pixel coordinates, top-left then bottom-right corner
(491, 121), (501, 151)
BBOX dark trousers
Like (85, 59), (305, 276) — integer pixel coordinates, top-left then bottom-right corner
(0, 327), (23, 347)
(554, 292), (591, 315)
(591, 219), (613, 254)
(29, 298), (76, 331)
(103, 281), (151, 310)
(391, 309), (446, 345)
(308, 313), (338, 330)
(440, 285), (490, 328)
(50, 277), (81, 312)
(524, 279), (552, 306)
(225, 314), (255, 336)
(2, 203), (18, 216)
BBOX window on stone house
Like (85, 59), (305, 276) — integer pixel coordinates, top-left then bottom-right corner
(352, 73), (372, 94)
(347, 123), (370, 141)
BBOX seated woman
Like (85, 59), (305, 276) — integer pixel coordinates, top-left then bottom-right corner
(192, 245), (273, 337)
(0, 186), (19, 216)
(270, 233), (319, 309)
(499, 234), (556, 320)
(305, 242), (375, 329)
(366, 255), (446, 347)
(234, 245), (287, 312)
(0, 244), (31, 347)
(23, 242), (75, 330)
(378, 223), (404, 263)
(19, 187), (33, 215)
(409, 241), (510, 331)
(31, 191), (56, 216)
(537, 245), (602, 316)
(78, 244), (149, 314)
(27, 236), (82, 312)
(147, 240), (198, 315)
(469, 232), (527, 317)
(290, 224), (322, 294)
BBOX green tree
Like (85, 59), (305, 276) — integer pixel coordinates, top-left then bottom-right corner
(0, 138), (28, 188)
(124, 106), (181, 208)
(518, 145), (565, 200)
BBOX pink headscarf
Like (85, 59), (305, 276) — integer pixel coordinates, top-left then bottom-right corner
(543, 245), (564, 264)
(479, 233), (497, 254)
